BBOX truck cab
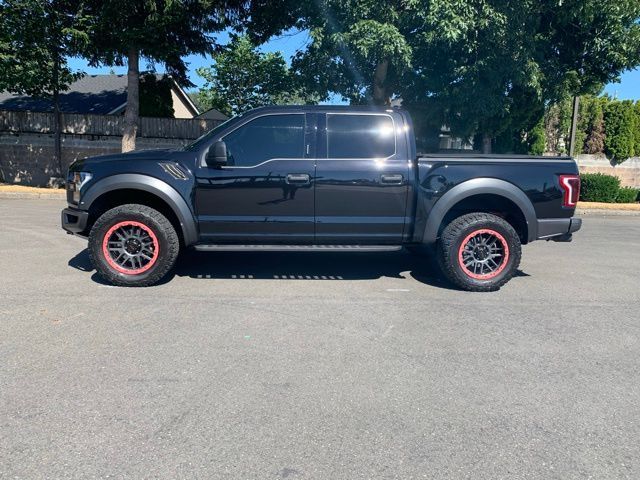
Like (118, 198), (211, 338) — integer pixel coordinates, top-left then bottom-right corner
(188, 107), (413, 245)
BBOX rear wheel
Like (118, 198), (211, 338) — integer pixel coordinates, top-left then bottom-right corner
(88, 204), (180, 286)
(437, 212), (521, 292)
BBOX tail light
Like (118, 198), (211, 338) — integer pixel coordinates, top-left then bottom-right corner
(559, 175), (580, 208)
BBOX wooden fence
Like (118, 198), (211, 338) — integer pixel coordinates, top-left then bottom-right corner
(0, 110), (224, 139)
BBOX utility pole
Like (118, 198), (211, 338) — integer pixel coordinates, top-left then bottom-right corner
(569, 96), (580, 157)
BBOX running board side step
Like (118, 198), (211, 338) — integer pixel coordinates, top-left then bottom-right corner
(193, 244), (403, 252)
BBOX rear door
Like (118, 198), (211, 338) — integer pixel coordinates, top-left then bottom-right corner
(314, 112), (410, 244)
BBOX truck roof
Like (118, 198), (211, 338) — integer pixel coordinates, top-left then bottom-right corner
(242, 105), (403, 115)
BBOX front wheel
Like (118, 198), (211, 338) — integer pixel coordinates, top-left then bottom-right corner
(437, 213), (521, 292)
(88, 204), (180, 287)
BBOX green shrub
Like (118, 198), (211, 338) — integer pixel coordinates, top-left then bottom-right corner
(579, 173), (621, 202)
(615, 187), (640, 203)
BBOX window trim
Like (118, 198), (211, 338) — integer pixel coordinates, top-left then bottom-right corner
(325, 112), (397, 160)
(219, 113), (307, 169)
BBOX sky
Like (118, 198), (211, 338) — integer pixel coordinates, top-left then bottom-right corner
(67, 29), (312, 90)
(67, 29), (640, 101)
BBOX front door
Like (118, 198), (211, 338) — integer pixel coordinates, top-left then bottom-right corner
(314, 112), (410, 244)
(195, 113), (315, 244)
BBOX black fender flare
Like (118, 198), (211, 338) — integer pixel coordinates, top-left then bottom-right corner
(80, 174), (198, 246)
(422, 178), (537, 245)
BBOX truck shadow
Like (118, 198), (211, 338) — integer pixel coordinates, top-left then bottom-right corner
(176, 250), (456, 288)
(68, 248), (529, 290)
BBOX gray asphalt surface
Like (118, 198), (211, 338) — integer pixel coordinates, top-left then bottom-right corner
(1, 199), (639, 479)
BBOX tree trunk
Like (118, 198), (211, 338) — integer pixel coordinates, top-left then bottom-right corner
(481, 133), (492, 154)
(53, 88), (62, 177)
(122, 48), (140, 152)
(52, 50), (63, 178)
(569, 95), (580, 157)
(372, 59), (390, 106)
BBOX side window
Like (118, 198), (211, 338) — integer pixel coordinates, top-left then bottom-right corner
(327, 114), (395, 158)
(222, 114), (305, 167)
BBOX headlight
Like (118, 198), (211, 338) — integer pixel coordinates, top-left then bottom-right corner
(69, 172), (92, 203)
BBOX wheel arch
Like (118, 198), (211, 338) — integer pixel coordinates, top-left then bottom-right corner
(423, 178), (537, 245)
(81, 174), (198, 246)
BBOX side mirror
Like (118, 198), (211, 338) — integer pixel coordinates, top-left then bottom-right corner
(206, 141), (228, 167)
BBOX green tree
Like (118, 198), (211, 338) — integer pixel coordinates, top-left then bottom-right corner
(544, 94), (608, 156)
(291, 0), (415, 105)
(604, 100), (636, 163)
(139, 74), (174, 118)
(583, 96), (606, 155)
(196, 35), (317, 117)
(526, 120), (546, 156)
(544, 96), (574, 154)
(83, 0), (251, 151)
(0, 0), (90, 177)
(633, 101), (640, 157)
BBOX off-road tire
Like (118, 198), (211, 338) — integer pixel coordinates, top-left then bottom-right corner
(88, 204), (180, 287)
(437, 213), (521, 292)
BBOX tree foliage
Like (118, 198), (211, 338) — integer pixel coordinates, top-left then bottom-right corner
(139, 74), (174, 118)
(543, 95), (640, 163)
(0, 0), (89, 96)
(634, 102), (640, 158)
(543, 96), (574, 155)
(290, 0), (416, 105)
(604, 100), (636, 163)
(196, 35), (318, 117)
(0, 0), (91, 176)
(281, 0), (640, 151)
(582, 97), (606, 155)
(2, 0), (640, 158)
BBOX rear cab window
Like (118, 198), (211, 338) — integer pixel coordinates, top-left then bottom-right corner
(327, 114), (396, 159)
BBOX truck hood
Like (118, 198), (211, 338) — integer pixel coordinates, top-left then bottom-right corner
(70, 149), (175, 170)
(86, 148), (174, 163)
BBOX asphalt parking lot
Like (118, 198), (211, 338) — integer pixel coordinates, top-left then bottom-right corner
(1, 198), (639, 479)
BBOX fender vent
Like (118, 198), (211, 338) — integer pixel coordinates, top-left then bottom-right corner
(159, 162), (188, 180)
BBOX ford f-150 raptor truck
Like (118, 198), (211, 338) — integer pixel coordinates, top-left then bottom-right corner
(62, 106), (582, 291)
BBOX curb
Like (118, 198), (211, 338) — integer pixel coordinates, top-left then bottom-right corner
(576, 208), (640, 216)
(0, 191), (66, 200)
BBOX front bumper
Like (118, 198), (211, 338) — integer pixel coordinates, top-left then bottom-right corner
(61, 207), (89, 236)
(536, 217), (582, 241)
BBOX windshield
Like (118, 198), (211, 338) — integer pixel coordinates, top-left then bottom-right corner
(183, 116), (239, 151)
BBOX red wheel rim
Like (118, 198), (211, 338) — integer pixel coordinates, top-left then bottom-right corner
(102, 221), (159, 275)
(458, 228), (510, 280)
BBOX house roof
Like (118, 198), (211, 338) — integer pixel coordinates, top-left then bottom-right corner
(196, 108), (229, 121)
(0, 74), (199, 116)
(0, 75), (128, 114)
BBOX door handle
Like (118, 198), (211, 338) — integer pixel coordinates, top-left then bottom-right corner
(286, 173), (311, 184)
(380, 174), (403, 185)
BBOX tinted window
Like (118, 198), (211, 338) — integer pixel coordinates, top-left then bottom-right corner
(327, 114), (395, 158)
(222, 114), (305, 166)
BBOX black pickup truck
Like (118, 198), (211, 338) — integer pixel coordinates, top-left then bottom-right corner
(62, 106), (581, 291)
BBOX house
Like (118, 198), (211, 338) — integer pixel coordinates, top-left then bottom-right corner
(0, 74), (200, 119)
